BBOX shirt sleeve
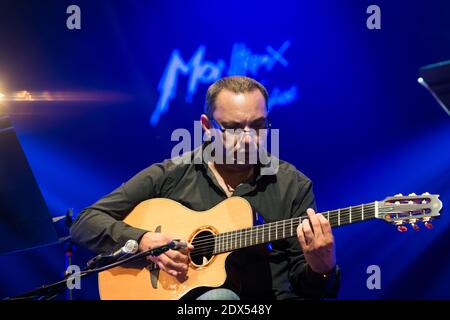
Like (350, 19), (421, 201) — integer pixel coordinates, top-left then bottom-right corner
(286, 176), (341, 298)
(70, 162), (168, 254)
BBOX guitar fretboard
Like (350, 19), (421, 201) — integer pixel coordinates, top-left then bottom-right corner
(212, 202), (377, 254)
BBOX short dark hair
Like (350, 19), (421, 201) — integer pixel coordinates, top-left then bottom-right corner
(204, 76), (269, 117)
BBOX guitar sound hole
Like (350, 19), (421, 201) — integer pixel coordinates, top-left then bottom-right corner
(190, 230), (214, 266)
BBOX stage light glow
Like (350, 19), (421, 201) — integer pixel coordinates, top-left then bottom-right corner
(0, 90), (130, 102)
(14, 90), (34, 101)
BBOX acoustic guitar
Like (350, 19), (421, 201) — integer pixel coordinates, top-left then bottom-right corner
(98, 193), (442, 299)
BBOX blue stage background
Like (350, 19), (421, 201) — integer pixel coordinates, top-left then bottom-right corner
(0, 0), (449, 299)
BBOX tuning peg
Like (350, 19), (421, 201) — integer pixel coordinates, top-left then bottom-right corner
(409, 193), (417, 196)
(422, 200), (427, 204)
(424, 222), (433, 229)
(408, 200), (414, 204)
(408, 219), (419, 231)
(395, 193), (403, 196)
(395, 201), (401, 205)
(397, 225), (408, 232)
(422, 192), (430, 195)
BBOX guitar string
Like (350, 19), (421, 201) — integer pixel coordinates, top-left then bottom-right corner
(187, 204), (376, 254)
(189, 217), (371, 258)
(186, 204), (375, 247)
(190, 203), (376, 242)
(188, 216), (365, 258)
(188, 205), (376, 257)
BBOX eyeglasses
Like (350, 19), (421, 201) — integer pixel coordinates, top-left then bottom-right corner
(210, 117), (271, 137)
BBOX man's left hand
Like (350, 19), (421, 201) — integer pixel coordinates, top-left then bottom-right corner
(296, 208), (336, 274)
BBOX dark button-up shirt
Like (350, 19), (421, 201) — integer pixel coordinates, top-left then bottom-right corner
(70, 147), (340, 299)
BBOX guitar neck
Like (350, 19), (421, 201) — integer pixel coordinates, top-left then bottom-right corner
(213, 201), (378, 254)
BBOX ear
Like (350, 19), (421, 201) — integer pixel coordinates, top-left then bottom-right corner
(200, 114), (212, 136)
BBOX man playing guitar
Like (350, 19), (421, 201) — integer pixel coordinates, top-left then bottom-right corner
(70, 76), (340, 300)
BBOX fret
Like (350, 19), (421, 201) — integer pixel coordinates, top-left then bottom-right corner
(240, 229), (243, 249)
(262, 225), (264, 243)
(338, 209), (341, 226)
(250, 228), (253, 246)
(222, 233), (225, 252)
(362, 204), (364, 220)
(290, 219), (293, 237)
(255, 226), (258, 244)
(214, 235), (217, 254)
(349, 206), (352, 224)
(226, 232), (229, 251)
(217, 234), (220, 253)
(224, 232), (230, 252)
(224, 232), (227, 252)
(257, 226), (259, 244)
(230, 232), (233, 251)
(231, 232), (234, 250)
(283, 220), (285, 239)
(327, 210), (330, 221)
(374, 201), (378, 218)
(231, 232), (233, 250)
(258, 225), (261, 244)
(234, 231), (237, 249)
(225, 232), (228, 252)
(275, 221), (278, 240)
(245, 229), (247, 247)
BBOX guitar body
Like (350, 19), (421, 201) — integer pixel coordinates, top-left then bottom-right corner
(98, 197), (254, 300)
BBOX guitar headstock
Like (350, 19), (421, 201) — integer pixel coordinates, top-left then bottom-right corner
(377, 193), (443, 232)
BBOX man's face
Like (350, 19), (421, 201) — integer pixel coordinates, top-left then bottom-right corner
(209, 89), (268, 167)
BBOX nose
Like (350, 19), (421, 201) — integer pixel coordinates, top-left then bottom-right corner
(240, 128), (258, 148)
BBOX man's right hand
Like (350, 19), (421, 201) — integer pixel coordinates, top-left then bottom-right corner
(138, 232), (194, 280)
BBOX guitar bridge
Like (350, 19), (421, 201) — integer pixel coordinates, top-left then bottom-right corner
(148, 261), (160, 289)
(148, 225), (162, 289)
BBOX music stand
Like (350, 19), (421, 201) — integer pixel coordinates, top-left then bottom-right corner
(418, 59), (450, 117)
(0, 115), (59, 255)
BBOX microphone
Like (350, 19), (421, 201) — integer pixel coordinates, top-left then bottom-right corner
(136, 239), (189, 258)
(86, 240), (139, 269)
(170, 239), (188, 250)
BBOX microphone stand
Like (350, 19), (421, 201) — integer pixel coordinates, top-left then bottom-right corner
(4, 240), (186, 301)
